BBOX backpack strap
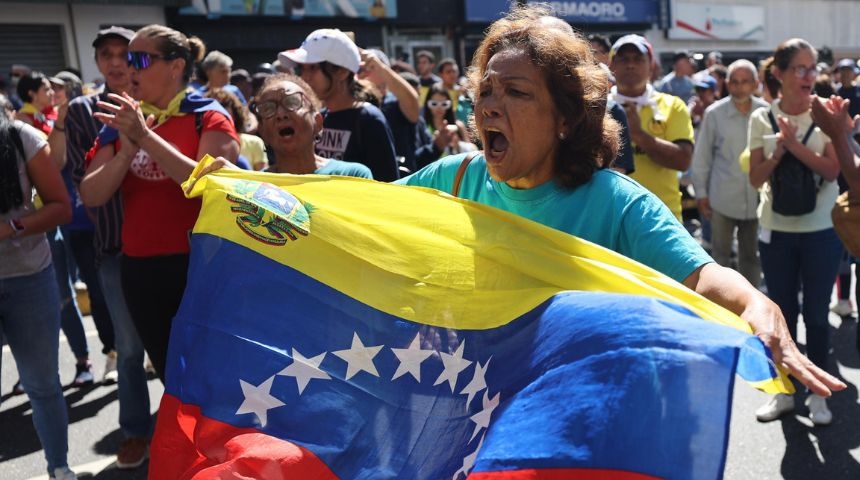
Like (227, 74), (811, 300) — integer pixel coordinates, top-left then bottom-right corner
(451, 151), (481, 198)
(767, 110), (780, 134)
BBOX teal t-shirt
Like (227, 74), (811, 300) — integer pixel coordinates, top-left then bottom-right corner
(316, 159), (373, 179)
(397, 153), (712, 283)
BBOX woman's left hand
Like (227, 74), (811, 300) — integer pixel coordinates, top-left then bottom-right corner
(741, 294), (846, 397)
(94, 92), (152, 145)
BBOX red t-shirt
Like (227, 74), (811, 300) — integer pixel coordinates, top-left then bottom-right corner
(118, 111), (238, 257)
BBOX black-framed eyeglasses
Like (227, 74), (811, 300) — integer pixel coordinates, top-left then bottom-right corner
(252, 91), (306, 119)
(127, 51), (176, 70)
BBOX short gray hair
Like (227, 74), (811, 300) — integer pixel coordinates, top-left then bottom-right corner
(201, 50), (233, 71)
(727, 59), (758, 83)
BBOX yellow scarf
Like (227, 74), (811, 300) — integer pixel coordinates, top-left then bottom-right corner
(19, 102), (48, 123)
(140, 89), (189, 126)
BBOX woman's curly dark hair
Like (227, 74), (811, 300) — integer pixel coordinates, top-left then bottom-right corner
(467, 4), (620, 188)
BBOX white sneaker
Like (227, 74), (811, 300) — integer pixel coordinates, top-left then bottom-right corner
(50, 466), (77, 480)
(805, 395), (833, 426)
(830, 299), (854, 317)
(755, 393), (795, 422)
(103, 350), (118, 384)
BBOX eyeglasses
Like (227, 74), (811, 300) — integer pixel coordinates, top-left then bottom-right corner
(127, 51), (176, 70)
(427, 100), (452, 109)
(788, 65), (821, 79)
(252, 92), (306, 119)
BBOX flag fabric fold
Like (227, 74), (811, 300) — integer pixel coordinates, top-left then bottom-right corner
(150, 157), (790, 480)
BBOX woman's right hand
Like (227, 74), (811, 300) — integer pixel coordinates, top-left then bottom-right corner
(94, 92), (152, 145)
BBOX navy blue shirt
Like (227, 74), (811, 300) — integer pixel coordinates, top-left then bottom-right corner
(380, 92), (418, 173)
(317, 103), (400, 182)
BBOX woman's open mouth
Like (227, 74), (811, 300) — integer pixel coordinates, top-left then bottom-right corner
(278, 127), (295, 138)
(485, 129), (509, 160)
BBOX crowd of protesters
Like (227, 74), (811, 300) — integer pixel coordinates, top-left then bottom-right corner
(1, 6), (860, 477)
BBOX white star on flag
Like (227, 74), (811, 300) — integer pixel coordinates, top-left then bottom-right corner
(235, 375), (285, 428)
(453, 434), (484, 480)
(333, 332), (384, 380)
(434, 340), (472, 392)
(469, 391), (500, 442)
(277, 348), (331, 394)
(391, 333), (434, 382)
(459, 357), (491, 409)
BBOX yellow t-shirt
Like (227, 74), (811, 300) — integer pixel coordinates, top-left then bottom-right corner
(629, 91), (695, 220)
(240, 133), (267, 171)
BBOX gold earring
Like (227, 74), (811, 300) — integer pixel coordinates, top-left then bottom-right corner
(559, 132), (566, 140)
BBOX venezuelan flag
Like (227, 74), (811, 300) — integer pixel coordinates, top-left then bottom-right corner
(150, 156), (790, 480)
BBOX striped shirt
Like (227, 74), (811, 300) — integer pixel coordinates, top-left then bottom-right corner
(66, 87), (123, 261)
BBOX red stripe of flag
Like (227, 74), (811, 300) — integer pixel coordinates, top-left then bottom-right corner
(150, 394), (337, 479)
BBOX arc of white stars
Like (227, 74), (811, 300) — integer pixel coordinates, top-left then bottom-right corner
(332, 332), (384, 380)
(235, 375), (285, 428)
(453, 434), (484, 480)
(390, 333), (434, 382)
(459, 357), (491, 409)
(277, 348), (330, 394)
(433, 341), (473, 392)
(469, 391), (500, 442)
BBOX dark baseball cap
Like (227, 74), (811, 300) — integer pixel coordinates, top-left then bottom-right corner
(92, 26), (135, 48)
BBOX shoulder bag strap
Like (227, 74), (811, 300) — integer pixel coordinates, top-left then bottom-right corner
(451, 151), (480, 198)
(767, 110), (780, 134)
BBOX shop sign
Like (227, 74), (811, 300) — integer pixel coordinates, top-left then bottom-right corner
(180, 0), (395, 19)
(668, 3), (764, 40)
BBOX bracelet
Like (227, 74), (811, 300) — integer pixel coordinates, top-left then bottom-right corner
(8, 218), (24, 237)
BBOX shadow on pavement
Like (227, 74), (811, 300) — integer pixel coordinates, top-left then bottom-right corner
(777, 318), (860, 479)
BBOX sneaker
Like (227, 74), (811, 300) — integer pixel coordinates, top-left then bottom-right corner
(830, 299), (855, 317)
(116, 437), (149, 469)
(11, 380), (24, 395)
(805, 395), (833, 426)
(103, 350), (118, 384)
(50, 466), (77, 480)
(72, 363), (95, 387)
(755, 393), (795, 422)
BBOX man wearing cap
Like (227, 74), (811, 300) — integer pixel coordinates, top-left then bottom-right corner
(609, 34), (695, 220)
(688, 75), (718, 131)
(692, 59), (768, 287)
(65, 25), (153, 469)
(836, 58), (860, 118)
(279, 28), (399, 181)
(658, 49), (696, 103)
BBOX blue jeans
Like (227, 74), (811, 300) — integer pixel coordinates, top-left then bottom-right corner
(759, 228), (843, 370)
(64, 227), (114, 353)
(0, 266), (70, 473)
(48, 228), (88, 360)
(98, 253), (151, 438)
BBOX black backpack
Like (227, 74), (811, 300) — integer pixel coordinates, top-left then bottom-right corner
(767, 110), (820, 216)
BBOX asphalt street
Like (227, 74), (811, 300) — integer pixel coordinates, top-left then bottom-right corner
(2, 304), (859, 479)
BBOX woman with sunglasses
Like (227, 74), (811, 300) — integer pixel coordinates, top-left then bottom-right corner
(80, 24), (240, 382)
(416, 83), (476, 170)
(748, 38), (842, 425)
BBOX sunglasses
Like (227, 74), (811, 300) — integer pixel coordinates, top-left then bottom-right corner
(253, 92), (306, 119)
(127, 51), (176, 70)
(427, 100), (452, 109)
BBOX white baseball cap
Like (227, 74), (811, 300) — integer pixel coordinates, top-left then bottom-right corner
(278, 29), (360, 73)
